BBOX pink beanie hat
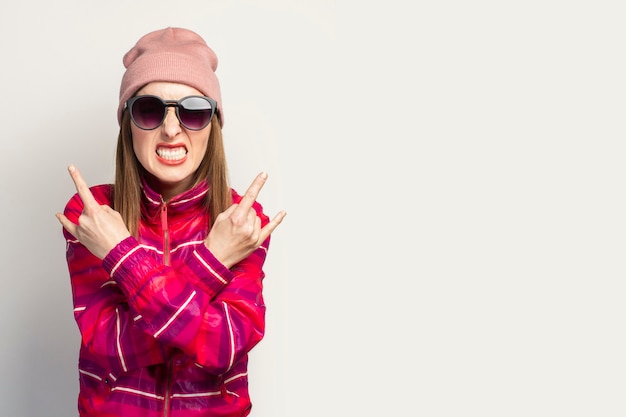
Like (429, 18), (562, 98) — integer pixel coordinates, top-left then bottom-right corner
(118, 27), (223, 126)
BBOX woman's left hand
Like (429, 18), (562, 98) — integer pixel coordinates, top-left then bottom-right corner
(56, 165), (131, 259)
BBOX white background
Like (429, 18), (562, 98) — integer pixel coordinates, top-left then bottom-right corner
(1, 1), (625, 416)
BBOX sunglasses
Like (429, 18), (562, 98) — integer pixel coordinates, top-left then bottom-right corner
(126, 95), (218, 131)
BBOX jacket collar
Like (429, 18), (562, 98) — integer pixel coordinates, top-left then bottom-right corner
(141, 178), (209, 219)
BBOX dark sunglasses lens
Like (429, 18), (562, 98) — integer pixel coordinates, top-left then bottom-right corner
(178, 97), (214, 130)
(132, 96), (165, 129)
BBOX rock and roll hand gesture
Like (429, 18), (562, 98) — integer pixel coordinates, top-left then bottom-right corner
(56, 165), (286, 267)
(56, 165), (131, 259)
(205, 171), (286, 268)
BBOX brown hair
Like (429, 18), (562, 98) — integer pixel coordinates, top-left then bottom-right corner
(113, 110), (232, 237)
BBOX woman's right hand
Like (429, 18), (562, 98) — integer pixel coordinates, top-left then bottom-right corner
(204, 172), (286, 269)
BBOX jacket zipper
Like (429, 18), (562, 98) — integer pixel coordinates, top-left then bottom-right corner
(163, 359), (173, 417)
(161, 200), (170, 266)
(161, 200), (172, 417)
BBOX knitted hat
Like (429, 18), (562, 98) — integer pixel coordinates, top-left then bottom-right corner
(118, 27), (223, 126)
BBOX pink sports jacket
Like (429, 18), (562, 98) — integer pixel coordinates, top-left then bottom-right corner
(62, 179), (270, 417)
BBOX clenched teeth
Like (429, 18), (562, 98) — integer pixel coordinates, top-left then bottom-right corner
(157, 147), (187, 161)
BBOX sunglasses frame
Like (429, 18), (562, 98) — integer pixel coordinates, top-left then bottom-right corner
(126, 95), (218, 131)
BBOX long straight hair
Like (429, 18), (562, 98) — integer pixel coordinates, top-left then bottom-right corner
(113, 110), (232, 237)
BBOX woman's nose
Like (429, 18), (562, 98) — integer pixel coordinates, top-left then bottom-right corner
(162, 107), (182, 138)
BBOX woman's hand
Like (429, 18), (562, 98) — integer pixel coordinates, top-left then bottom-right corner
(205, 172), (286, 269)
(56, 165), (131, 259)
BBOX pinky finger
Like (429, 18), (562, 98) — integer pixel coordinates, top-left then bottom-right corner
(56, 212), (77, 237)
(259, 210), (287, 242)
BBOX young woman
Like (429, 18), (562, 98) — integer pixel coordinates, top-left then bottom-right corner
(56, 27), (286, 417)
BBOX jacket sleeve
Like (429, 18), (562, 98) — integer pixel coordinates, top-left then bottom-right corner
(63, 188), (167, 376)
(100, 199), (270, 376)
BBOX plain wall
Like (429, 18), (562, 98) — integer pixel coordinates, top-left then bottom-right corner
(1, 1), (625, 416)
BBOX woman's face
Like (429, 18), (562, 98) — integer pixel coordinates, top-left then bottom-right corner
(131, 82), (211, 200)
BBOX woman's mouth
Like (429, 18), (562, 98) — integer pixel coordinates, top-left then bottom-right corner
(156, 146), (187, 164)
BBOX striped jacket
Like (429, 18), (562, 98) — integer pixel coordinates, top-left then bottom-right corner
(62, 179), (270, 417)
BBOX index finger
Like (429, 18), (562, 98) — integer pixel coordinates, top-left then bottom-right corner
(67, 164), (99, 208)
(237, 172), (268, 211)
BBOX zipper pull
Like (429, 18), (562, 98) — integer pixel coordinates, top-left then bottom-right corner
(161, 200), (170, 266)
